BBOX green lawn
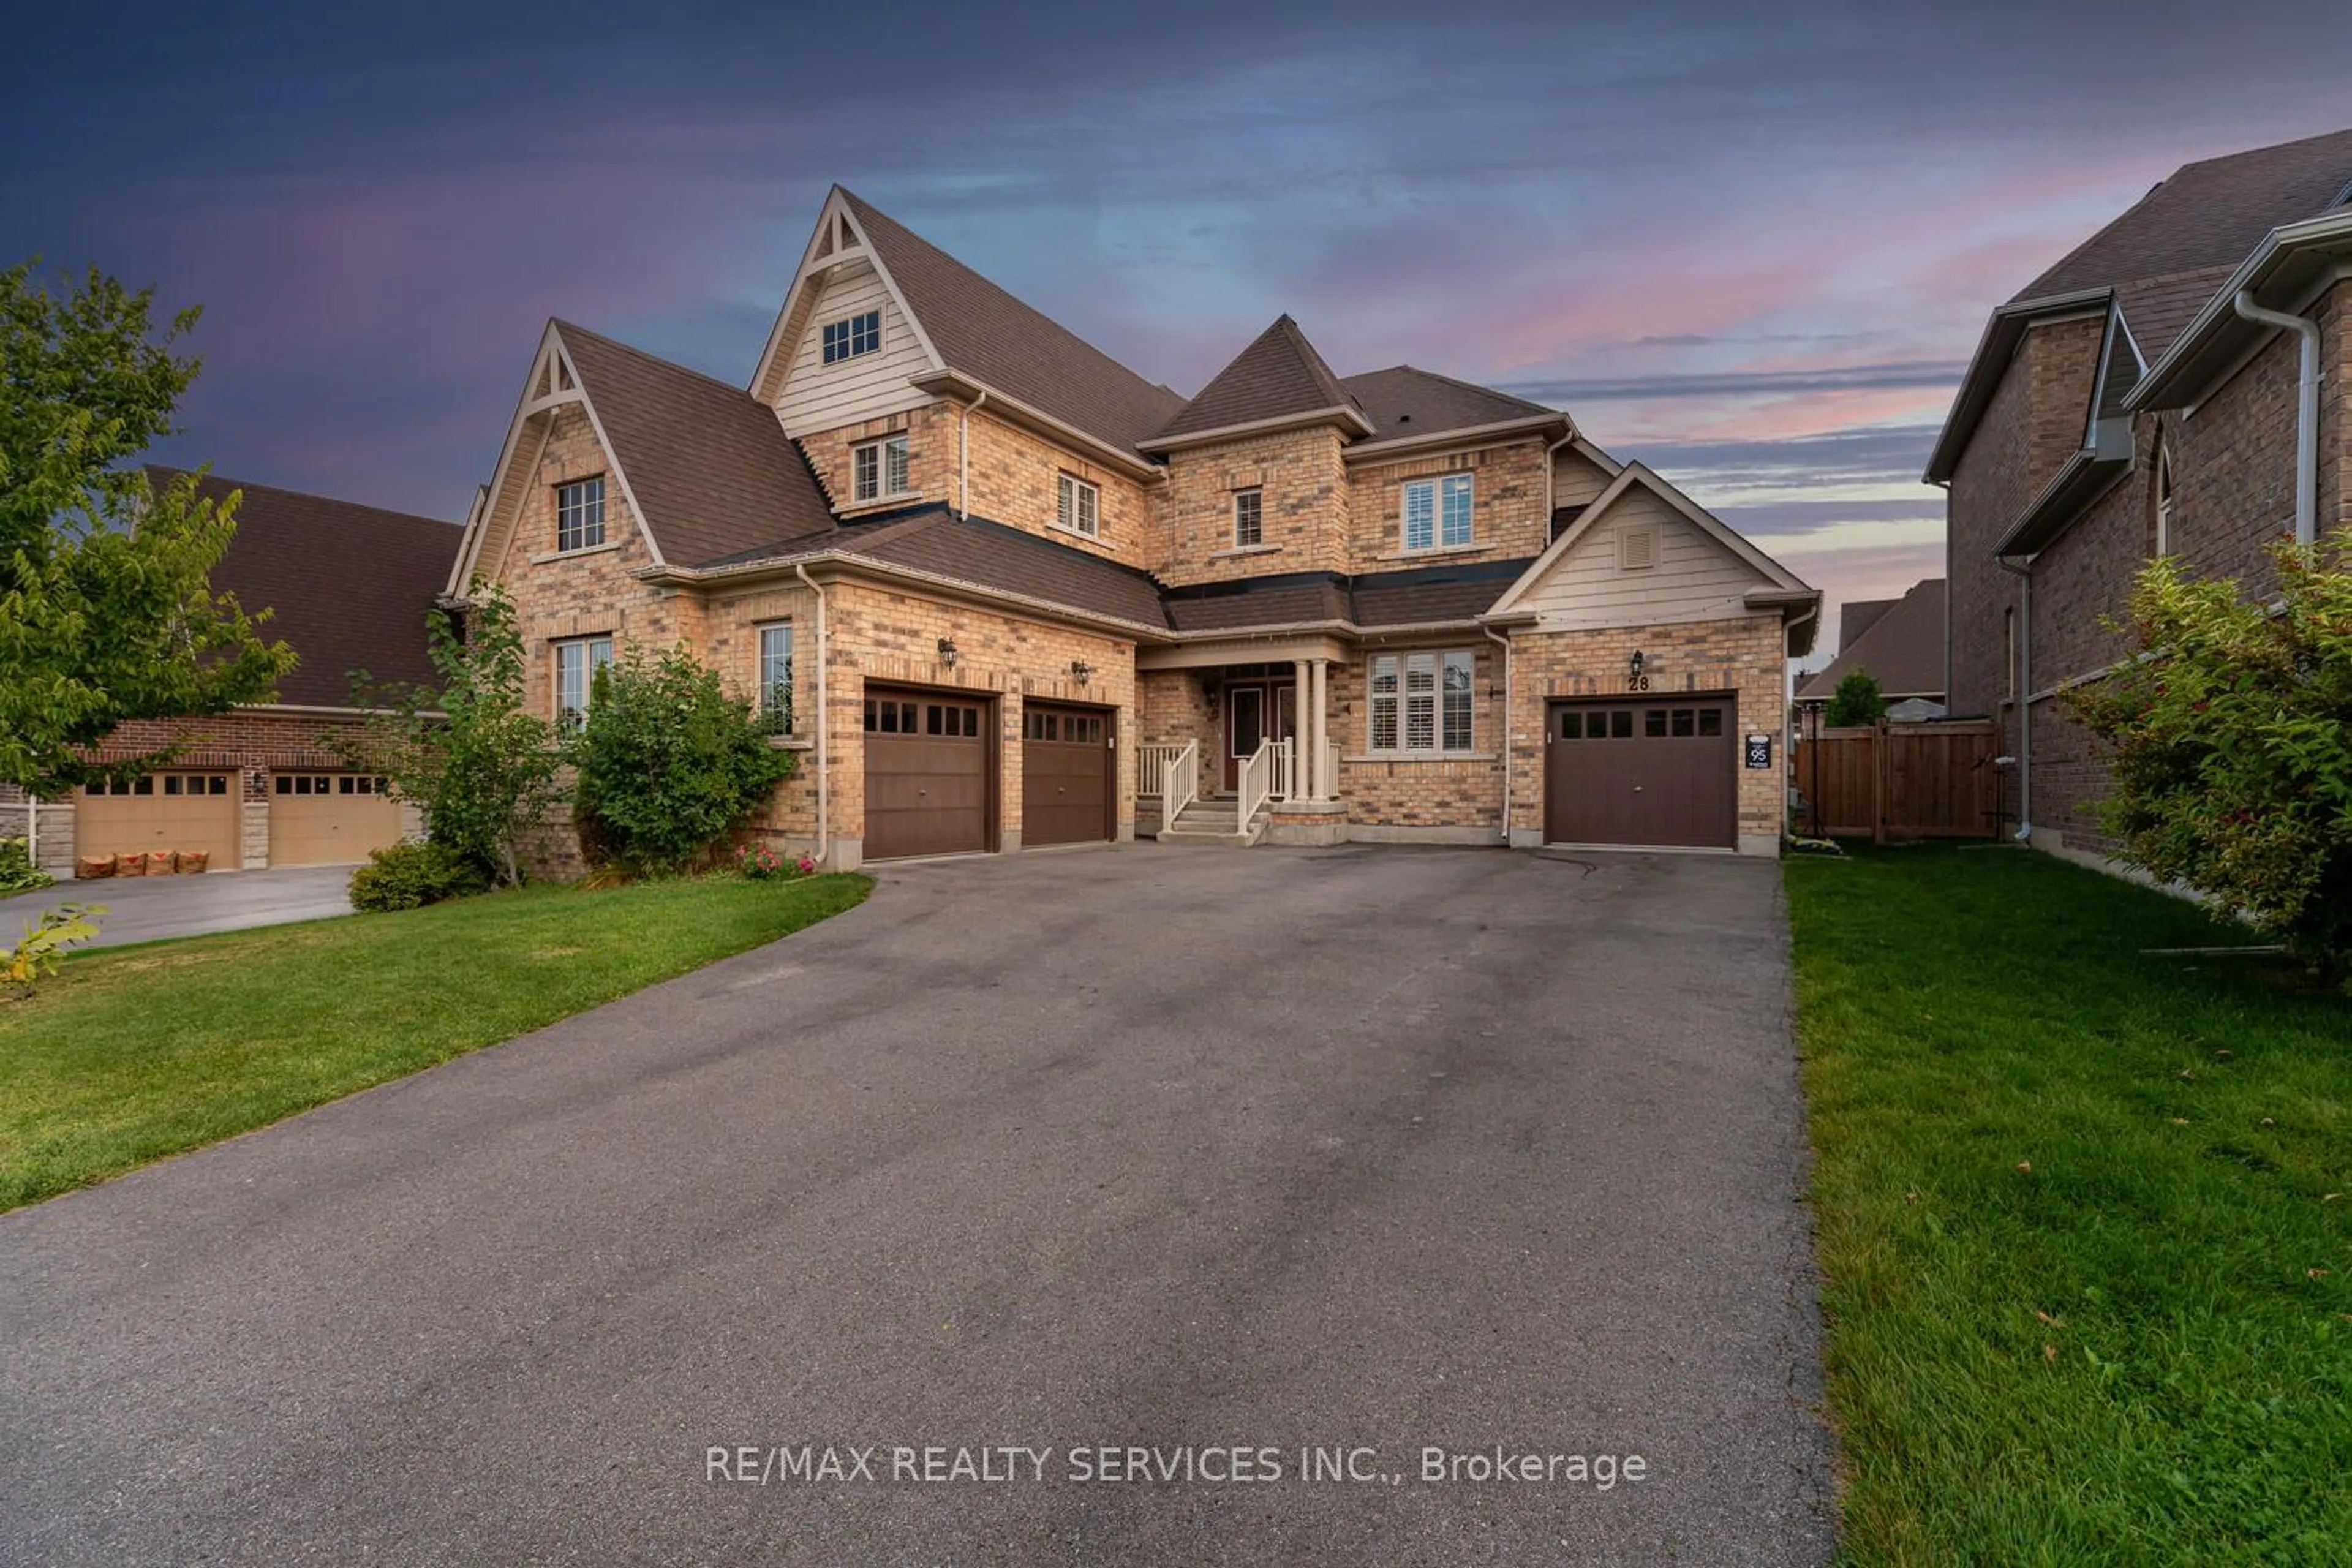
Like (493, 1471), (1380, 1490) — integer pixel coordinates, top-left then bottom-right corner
(0, 873), (869, 1212)
(1787, 845), (2350, 1566)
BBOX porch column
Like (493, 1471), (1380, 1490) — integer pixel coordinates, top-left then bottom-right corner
(1292, 658), (1311, 799)
(1310, 658), (1332, 800)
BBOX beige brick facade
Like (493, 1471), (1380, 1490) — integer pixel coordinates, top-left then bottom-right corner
(1158, 426), (1351, 582)
(1344, 437), (1549, 567)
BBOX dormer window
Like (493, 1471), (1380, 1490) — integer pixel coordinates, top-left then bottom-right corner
(1402, 474), (1472, 552)
(822, 309), (881, 365)
(853, 435), (910, 503)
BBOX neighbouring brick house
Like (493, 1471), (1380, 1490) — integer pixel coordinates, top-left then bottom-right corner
(10, 472), (459, 876)
(447, 187), (1820, 870)
(1930, 127), (2352, 867)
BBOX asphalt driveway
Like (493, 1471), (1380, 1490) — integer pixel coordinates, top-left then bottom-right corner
(0, 845), (1833, 1565)
(0, 865), (356, 948)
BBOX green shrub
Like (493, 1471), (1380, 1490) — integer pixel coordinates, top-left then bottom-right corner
(571, 646), (795, 876)
(1824, 667), (1888, 728)
(0, 836), (53, 897)
(3, 902), (105, 992)
(348, 840), (491, 913)
(2066, 528), (2352, 976)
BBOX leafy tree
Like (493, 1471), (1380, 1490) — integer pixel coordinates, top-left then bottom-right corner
(2066, 531), (2352, 976)
(341, 582), (565, 889)
(571, 645), (795, 876)
(0, 262), (295, 794)
(1825, 667), (1889, 728)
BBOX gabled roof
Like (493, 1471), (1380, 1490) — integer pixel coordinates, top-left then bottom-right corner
(557, 322), (835, 567)
(1929, 126), (2352, 482)
(148, 466), (460, 707)
(1796, 579), (1945, 701)
(835, 190), (1186, 455)
(1486, 461), (1818, 653)
(1146, 315), (1373, 447)
(1836, 597), (1897, 650)
(1339, 366), (1562, 445)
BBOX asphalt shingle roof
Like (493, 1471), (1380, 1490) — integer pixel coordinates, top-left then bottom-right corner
(840, 190), (1186, 455)
(557, 322), (835, 568)
(1797, 578), (1945, 701)
(1154, 316), (1360, 442)
(1339, 366), (1559, 441)
(148, 466), (461, 707)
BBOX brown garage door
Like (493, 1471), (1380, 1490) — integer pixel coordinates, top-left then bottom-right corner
(1544, 697), (1736, 849)
(78, 771), (239, 870)
(1021, 703), (1112, 848)
(864, 687), (992, 861)
(270, 772), (405, 865)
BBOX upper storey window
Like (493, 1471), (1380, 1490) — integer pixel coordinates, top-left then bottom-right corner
(1057, 473), (1099, 538)
(1232, 488), (1262, 548)
(1402, 474), (1472, 552)
(854, 435), (910, 503)
(822, 309), (881, 365)
(555, 476), (606, 552)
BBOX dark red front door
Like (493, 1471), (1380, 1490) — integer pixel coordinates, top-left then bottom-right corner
(1221, 684), (1295, 791)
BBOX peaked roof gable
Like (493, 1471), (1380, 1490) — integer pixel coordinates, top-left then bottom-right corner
(1147, 315), (1373, 446)
(557, 322), (834, 567)
(151, 466), (459, 707)
(1490, 461), (1812, 616)
(751, 188), (1185, 460)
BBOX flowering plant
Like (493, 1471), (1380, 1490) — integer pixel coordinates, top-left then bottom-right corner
(794, 854), (818, 878)
(738, 843), (782, 880)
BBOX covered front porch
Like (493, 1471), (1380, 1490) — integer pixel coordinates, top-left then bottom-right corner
(1134, 638), (1346, 846)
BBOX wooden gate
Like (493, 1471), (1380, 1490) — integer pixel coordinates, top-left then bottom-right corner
(1793, 720), (2003, 840)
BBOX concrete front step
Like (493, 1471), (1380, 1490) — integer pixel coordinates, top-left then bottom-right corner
(1160, 799), (1264, 846)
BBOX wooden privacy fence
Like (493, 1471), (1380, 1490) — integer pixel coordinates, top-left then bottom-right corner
(1793, 720), (2004, 840)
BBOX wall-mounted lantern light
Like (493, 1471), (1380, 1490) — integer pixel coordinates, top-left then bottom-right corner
(1069, 659), (1092, 685)
(937, 636), (958, 669)
(1629, 649), (1646, 678)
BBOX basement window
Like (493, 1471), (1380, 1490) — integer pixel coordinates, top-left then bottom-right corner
(555, 476), (606, 552)
(822, 309), (881, 364)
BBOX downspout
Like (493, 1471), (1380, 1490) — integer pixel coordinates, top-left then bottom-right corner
(1782, 603), (1820, 832)
(1483, 622), (1513, 846)
(794, 562), (831, 868)
(2231, 290), (2322, 545)
(959, 390), (989, 521)
(1996, 554), (2033, 842)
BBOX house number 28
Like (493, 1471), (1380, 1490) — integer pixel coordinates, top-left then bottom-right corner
(1626, 674), (1652, 693)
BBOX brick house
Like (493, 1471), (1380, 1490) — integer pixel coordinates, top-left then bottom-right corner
(15, 471), (459, 876)
(446, 188), (1820, 870)
(1929, 127), (2352, 866)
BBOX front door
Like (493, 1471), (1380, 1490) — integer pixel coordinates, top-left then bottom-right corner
(1221, 683), (1296, 793)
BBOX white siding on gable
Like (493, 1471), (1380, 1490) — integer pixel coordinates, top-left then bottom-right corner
(1551, 448), (1618, 509)
(1518, 487), (1769, 629)
(775, 257), (934, 436)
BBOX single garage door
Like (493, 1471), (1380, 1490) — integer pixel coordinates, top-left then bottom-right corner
(1545, 696), (1736, 849)
(864, 687), (991, 861)
(1021, 703), (1112, 848)
(78, 770), (239, 870)
(270, 772), (404, 865)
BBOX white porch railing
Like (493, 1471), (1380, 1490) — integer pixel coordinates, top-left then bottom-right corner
(1160, 739), (1200, 826)
(1270, 737), (1296, 802)
(1238, 738), (1276, 829)
(1138, 742), (1188, 800)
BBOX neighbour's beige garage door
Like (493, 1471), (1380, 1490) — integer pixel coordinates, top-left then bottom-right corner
(269, 773), (403, 866)
(78, 771), (239, 870)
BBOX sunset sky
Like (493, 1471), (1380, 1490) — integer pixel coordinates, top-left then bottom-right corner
(7, 1), (2348, 657)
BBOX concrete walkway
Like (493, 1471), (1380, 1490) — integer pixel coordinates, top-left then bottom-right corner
(0, 845), (1833, 1564)
(0, 865), (356, 948)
